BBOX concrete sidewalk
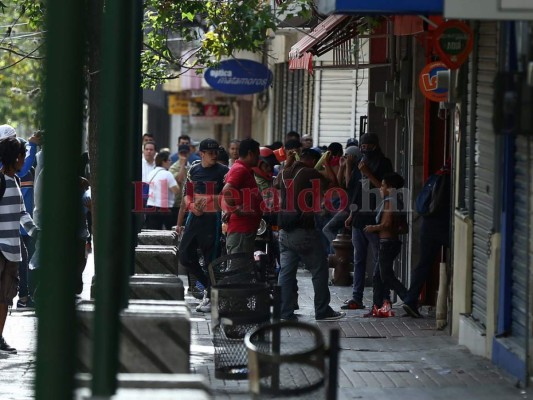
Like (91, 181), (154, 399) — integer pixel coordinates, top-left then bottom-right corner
(0, 255), (530, 400)
(186, 269), (529, 400)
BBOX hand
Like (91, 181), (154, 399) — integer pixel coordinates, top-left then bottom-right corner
(344, 215), (352, 228)
(175, 225), (184, 235)
(363, 225), (375, 233)
(339, 156), (346, 166)
(179, 154), (188, 164)
(28, 134), (41, 145)
(346, 154), (355, 166)
(358, 160), (370, 176)
(191, 197), (207, 216)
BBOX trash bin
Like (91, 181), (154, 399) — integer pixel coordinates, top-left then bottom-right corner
(245, 321), (340, 399)
(211, 283), (271, 380)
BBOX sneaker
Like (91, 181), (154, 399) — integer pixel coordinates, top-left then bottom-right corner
(403, 303), (422, 318)
(316, 311), (346, 321)
(0, 337), (17, 354)
(341, 299), (366, 310)
(196, 290), (211, 313)
(16, 297), (36, 309)
(377, 300), (395, 318)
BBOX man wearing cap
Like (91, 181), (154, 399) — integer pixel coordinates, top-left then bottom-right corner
(222, 138), (262, 256)
(176, 138), (228, 313)
(0, 124), (41, 178)
(343, 133), (393, 310)
(274, 148), (345, 321)
(170, 134), (192, 163)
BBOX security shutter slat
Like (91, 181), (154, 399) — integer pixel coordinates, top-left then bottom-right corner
(471, 21), (498, 327)
(272, 63), (314, 142)
(511, 135), (531, 349)
(317, 68), (368, 147)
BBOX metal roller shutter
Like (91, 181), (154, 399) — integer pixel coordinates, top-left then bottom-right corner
(511, 135), (532, 349)
(471, 21), (498, 327)
(316, 67), (369, 147)
(272, 63), (314, 142)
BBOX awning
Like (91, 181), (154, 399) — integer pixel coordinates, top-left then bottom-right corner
(317, 0), (443, 15)
(288, 14), (350, 60)
(288, 14), (363, 72)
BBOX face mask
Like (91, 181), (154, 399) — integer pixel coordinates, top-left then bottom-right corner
(360, 148), (377, 156)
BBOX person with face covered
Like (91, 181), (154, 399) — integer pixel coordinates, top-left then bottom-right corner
(343, 133), (393, 310)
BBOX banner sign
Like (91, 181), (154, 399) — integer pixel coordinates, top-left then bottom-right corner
(433, 21), (473, 69)
(418, 61), (448, 102)
(168, 94), (189, 115)
(204, 59), (273, 95)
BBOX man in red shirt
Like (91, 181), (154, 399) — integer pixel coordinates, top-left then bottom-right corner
(222, 138), (262, 255)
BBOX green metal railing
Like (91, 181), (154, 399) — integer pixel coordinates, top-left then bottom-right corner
(34, 0), (85, 399)
(35, 0), (142, 398)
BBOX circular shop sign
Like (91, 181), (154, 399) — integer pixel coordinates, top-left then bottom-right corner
(418, 61), (448, 103)
(433, 21), (473, 70)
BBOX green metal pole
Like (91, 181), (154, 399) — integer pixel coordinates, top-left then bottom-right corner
(34, 0), (85, 399)
(91, 0), (134, 396)
(128, 0), (143, 282)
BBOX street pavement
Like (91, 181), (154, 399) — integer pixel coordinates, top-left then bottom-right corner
(0, 253), (530, 400)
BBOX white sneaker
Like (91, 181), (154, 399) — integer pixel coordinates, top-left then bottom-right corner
(196, 291), (211, 313)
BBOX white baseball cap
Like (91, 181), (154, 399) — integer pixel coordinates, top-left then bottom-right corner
(0, 124), (16, 139)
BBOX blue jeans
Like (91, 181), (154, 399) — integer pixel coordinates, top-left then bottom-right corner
(351, 228), (380, 303)
(278, 229), (333, 319)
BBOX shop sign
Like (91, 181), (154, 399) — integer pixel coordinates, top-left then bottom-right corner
(418, 61), (448, 102)
(204, 59), (272, 95)
(433, 20), (473, 69)
(168, 94), (189, 115)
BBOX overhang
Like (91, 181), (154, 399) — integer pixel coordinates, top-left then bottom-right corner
(317, 0), (443, 15)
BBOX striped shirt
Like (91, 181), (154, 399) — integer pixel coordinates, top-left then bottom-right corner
(0, 175), (37, 261)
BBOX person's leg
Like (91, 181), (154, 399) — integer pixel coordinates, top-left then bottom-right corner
(226, 232), (256, 256)
(322, 210), (348, 244)
(351, 228), (368, 303)
(372, 247), (385, 308)
(404, 233), (442, 307)
(17, 236), (29, 301)
(278, 230), (300, 319)
(378, 240), (406, 301)
(0, 258), (18, 339)
(296, 229), (334, 319)
(178, 229), (210, 288)
(76, 239), (88, 295)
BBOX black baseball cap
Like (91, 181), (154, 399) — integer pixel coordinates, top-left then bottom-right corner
(199, 138), (220, 151)
(178, 144), (190, 153)
(360, 133), (379, 146)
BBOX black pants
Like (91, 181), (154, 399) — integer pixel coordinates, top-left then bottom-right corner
(373, 239), (406, 308)
(178, 214), (221, 290)
(404, 218), (449, 307)
(145, 207), (178, 230)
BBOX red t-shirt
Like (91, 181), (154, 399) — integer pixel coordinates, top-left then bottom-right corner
(224, 160), (263, 233)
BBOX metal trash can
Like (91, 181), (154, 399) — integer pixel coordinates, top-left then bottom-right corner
(211, 283), (271, 380)
(245, 321), (340, 399)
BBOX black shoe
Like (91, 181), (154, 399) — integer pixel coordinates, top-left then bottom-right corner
(16, 297), (36, 309)
(316, 311), (346, 321)
(281, 313), (298, 321)
(0, 337), (17, 354)
(403, 303), (422, 318)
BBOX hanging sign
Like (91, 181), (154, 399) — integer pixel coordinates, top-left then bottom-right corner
(433, 21), (473, 69)
(168, 94), (189, 115)
(204, 59), (273, 95)
(418, 61), (448, 102)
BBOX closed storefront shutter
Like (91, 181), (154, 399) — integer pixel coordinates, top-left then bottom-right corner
(471, 22), (498, 328)
(511, 135), (532, 350)
(316, 67), (369, 147)
(272, 63), (314, 142)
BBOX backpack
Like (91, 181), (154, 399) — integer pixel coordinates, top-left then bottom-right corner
(277, 166), (304, 232)
(415, 173), (449, 216)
